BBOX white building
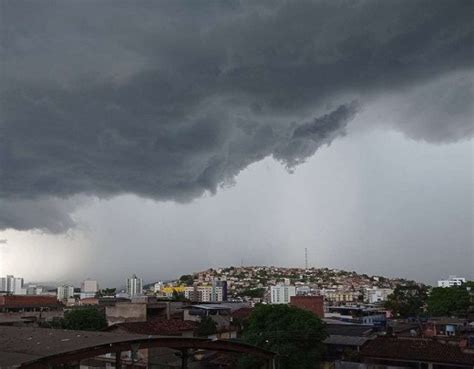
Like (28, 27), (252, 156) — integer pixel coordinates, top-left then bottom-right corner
(365, 287), (393, 304)
(26, 284), (44, 295)
(438, 276), (466, 288)
(127, 274), (143, 297)
(57, 285), (75, 301)
(80, 279), (98, 299)
(154, 281), (164, 293)
(0, 275), (26, 295)
(270, 285), (296, 304)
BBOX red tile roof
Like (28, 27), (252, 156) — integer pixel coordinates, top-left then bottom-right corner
(361, 337), (474, 365)
(106, 319), (197, 336)
(0, 295), (61, 308)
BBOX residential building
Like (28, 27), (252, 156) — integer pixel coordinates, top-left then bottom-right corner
(438, 275), (466, 288)
(0, 275), (26, 295)
(270, 285), (296, 304)
(126, 274), (143, 297)
(26, 285), (44, 295)
(364, 287), (393, 303)
(0, 295), (64, 323)
(80, 279), (98, 299)
(57, 285), (74, 301)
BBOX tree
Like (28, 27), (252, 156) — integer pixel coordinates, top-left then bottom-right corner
(46, 308), (108, 331)
(97, 288), (116, 297)
(239, 304), (327, 369)
(179, 274), (194, 286)
(384, 284), (428, 318)
(427, 286), (471, 317)
(195, 316), (217, 337)
(64, 308), (107, 331)
(239, 288), (265, 299)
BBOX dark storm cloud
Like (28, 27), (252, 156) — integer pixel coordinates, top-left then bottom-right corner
(0, 0), (472, 232)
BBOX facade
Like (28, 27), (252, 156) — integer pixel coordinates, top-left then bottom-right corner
(364, 287), (393, 303)
(270, 285), (296, 304)
(183, 285), (224, 302)
(290, 295), (324, 317)
(438, 275), (466, 288)
(57, 285), (75, 301)
(126, 274), (143, 297)
(80, 279), (98, 299)
(323, 290), (360, 303)
(0, 275), (26, 295)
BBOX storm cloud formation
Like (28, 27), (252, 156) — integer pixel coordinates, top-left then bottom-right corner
(1, 0), (473, 232)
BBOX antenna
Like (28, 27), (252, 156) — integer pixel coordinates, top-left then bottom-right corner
(305, 248), (308, 270)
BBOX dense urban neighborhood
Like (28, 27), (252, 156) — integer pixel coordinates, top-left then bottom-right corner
(1, 268), (473, 368)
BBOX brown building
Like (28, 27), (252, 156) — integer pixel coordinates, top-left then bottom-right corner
(0, 295), (62, 312)
(0, 295), (63, 325)
(290, 295), (324, 318)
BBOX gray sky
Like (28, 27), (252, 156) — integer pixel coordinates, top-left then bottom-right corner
(0, 1), (473, 287)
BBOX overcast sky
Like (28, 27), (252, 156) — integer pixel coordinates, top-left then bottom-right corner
(0, 1), (472, 287)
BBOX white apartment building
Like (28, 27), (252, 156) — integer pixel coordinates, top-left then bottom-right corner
(365, 287), (393, 304)
(57, 285), (75, 301)
(127, 274), (143, 297)
(270, 285), (296, 304)
(438, 276), (466, 288)
(26, 284), (44, 295)
(80, 279), (98, 299)
(0, 275), (26, 295)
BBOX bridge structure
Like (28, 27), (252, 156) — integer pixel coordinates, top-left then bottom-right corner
(0, 326), (276, 369)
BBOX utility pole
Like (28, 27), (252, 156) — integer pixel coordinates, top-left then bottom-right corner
(305, 248), (308, 270)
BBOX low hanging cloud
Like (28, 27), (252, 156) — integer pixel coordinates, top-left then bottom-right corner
(0, 0), (472, 232)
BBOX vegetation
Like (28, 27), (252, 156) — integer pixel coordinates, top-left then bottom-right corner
(97, 288), (116, 297)
(384, 283), (428, 318)
(179, 274), (194, 286)
(239, 304), (327, 369)
(238, 287), (265, 299)
(45, 308), (107, 331)
(427, 286), (471, 317)
(195, 316), (217, 337)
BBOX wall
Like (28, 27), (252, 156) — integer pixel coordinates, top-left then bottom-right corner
(105, 302), (147, 325)
(290, 296), (324, 318)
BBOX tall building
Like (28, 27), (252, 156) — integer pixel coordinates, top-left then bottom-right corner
(126, 274), (143, 297)
(270, 284), (296, 304)
(0, 275), (26, 295)
(0, 277), (7, 292)
(57, 285), (75, 301)
(437, 276), (466, 288)
(80, 279), (98, 299)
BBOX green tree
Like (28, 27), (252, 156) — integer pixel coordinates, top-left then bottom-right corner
(195, 316), (217, 337)
(179, 274), (194, 286)
(97, 288), (116, 297)
(427, 286), (471, 317)
(239, 288), (265, 298)
(61, 308), (107, 331)
(240, 304), (327, 369)
(384, 284), (428, 318)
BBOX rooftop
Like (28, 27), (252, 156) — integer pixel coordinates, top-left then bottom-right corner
(361, 336), (474, 365)
(185, 304), (232, 310)
(105, 319), (197, 335)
